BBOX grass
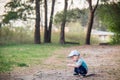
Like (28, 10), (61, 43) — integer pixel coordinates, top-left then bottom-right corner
(0, 25), (100, 72)
(0, 26), (100, 45)
(0, 43), (77, 72)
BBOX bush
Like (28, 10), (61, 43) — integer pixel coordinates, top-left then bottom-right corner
(0, 26), (34, 45)
(51, 22), (99, 45)
(98, 3), (120, 44)
(110, 34), (120, 45)
(0, 24), (99, 45)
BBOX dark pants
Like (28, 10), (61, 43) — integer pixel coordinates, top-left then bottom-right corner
(74, 66), (87, 76)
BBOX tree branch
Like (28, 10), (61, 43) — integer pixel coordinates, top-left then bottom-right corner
(93, 0), (99, 12)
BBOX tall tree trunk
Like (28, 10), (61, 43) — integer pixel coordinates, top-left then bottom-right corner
(86, 11), (94, 44)
(48, 0), (55, 43)
(85, 0), (99, 45)
(34, 0), (41, 44)
(44, 0), (49, 43)
(60, 0), (68, 44)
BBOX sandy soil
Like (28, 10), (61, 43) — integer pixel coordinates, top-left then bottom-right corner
(0, 45), (120, 80)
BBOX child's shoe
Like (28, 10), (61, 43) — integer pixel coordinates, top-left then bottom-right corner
(73, 72), (79, 75)
(82, 74), (86, 77)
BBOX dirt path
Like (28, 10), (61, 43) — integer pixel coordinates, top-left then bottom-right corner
(1, 45), (120, 80)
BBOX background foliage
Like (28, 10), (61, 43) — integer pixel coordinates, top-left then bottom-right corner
(98, 2), (120, 44)
(2, 0), (33, 24)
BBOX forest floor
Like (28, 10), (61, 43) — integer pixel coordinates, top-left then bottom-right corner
(0, 45), (120, 80)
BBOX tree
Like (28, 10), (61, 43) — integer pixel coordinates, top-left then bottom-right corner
(2, 0), (41, 44)
(44, 0), (56, 43)
(48, 0), (56, 42)
(54, 8), (86, 24)
(2, 0), (33, 24)
(60, 0), (68, 44)
(44, 0), (48, 43)
(85, 0), (99, 45)
(98, 2), (120, 44)
(34, 0), (41, 44)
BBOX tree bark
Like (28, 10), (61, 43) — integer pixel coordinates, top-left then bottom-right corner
(85, 11), (94, 45)
(60, 0), (68, 44)
(85, 0), (99, 45)
(48, 0), (55, 43)
(34, 0), (41, 44)
(44, 0), (49, 43)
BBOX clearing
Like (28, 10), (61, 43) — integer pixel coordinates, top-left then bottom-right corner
(0, 45), (120, 80)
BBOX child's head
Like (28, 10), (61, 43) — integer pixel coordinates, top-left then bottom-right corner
(68, 50), (80, 61)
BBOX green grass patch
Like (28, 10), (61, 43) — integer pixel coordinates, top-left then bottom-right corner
(17, 63), (29, 67)
(0, 25), (100, 72)
(0, 43), (76, 72)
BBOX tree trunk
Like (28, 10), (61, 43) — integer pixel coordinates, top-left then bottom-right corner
(44, 0), (49, 43)
(48, 0), (55, 43)
(34, 0), (41, 44)
(60, 23), (65, 44)
(85, 11), (94, 45)
(60, 0), (68, 44)
(85, 0), (99, 45)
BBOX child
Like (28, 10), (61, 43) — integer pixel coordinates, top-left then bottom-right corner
(67, 50), (88, 77)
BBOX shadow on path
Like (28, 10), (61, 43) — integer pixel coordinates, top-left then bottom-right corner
(85, 73), (97, 77)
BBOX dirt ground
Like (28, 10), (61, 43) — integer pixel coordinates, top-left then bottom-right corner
(0, 45), (120, 80)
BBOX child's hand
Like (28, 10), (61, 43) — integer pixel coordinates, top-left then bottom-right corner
(67, 63), (78, 67)
(67, 64), (71, 66)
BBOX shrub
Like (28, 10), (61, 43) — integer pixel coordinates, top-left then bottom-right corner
(0, 26), (34, 45)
